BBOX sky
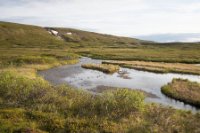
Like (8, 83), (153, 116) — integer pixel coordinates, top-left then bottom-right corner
(1, 0), (200, 37)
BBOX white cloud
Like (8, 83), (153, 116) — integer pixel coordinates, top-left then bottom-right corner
(1, 0), (200, 36)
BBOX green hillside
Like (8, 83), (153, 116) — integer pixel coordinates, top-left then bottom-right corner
(0, 22), (65, 49)
(48, 27), (143, 48)
(1, 21), (200, 64)
(0, 22), (77, 68)
(51, 27), (200, 63)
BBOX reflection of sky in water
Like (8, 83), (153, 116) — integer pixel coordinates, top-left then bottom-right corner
(65, 66), (200, 112)
(40, 57), (200, 112)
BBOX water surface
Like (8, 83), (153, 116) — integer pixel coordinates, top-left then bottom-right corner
(38, 57), (200, 112)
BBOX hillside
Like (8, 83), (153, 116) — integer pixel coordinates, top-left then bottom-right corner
(0, 22), (77, 68)
(47, 27), (200, 63)
(46, 27), (145, 48)
(0, 21), (200, 64)
(0, 21), (66, 49)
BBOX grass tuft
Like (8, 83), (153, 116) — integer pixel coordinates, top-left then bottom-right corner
(81, 63), (119, 74)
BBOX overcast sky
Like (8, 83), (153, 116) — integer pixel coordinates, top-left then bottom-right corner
(1, 0), (200, 36)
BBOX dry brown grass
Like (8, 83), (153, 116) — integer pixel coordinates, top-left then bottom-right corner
(81, 63), (119, 74)
(103, 60), (200, 75)
(161, 79), (200, 107)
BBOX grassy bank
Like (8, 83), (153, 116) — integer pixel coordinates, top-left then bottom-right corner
(1, 71), (200, 132)
(75, 47), (200, 64)
(161, 79), (200, 107)
(81, 64), (119, 74)
(102, 60), (200, 75)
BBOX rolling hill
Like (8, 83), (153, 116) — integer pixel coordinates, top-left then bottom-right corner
(0, 21), (200, 64)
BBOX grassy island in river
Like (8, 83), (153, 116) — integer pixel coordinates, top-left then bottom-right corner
(81, 63), (119, 74)
(161, 79), (200, 107)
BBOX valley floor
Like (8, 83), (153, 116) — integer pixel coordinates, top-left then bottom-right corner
(0, 55), (200, 132)
(102, 60), (200, 75)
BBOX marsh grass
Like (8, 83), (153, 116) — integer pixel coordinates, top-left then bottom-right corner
(161, 79), (200, 107)
(81, 63), (119, 74)
(0, 71), (147, 132)
(103, 60), (200, 75)
(75, 46), (200, 64)
(0, 71), (200, 132)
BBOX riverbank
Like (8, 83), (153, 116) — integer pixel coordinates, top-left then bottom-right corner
(161, 79), (200, 107)
(39, 57), (200, 112)
(102, 60), (200, 75)
(1, 70), (200, 132)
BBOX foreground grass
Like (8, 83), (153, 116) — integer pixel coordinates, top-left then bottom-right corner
(0, 71), (200, 133)
(81, 63), (119, 74)
(103, 60), (200, 75)
(161, 79), (200, 107)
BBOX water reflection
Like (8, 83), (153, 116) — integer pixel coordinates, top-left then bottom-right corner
(39, 57), (200, 112)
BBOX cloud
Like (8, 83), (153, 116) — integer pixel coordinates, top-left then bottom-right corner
(1, 0), (200, 36)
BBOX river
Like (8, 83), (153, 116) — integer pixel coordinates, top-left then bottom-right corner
(38, 57), (200, 112)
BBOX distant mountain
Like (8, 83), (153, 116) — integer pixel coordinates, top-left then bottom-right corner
(135, 33), (200, 43)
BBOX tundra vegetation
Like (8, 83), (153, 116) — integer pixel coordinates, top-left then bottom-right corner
(161, 79), (200, 107)
(49, 27), (200, 64)
(102, 60), (200, 75)
(0, 21), (200, 132)
(81, 64), (119, 74)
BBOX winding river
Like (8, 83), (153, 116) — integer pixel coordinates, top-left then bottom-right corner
(38, 57), (200, 112)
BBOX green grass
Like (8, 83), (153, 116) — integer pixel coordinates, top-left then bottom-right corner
(0, 71), (200, 132)
(49, 27), (142, 48)
(51, 27), (200, 63)
(75, 47), (200, 63)
(0, 22), (79, 69)
(161, 79), (200, 107)
(49, 27), (200, 63)
(1, 21), (200, 64)
(0, 22), (65, 49)
(81, 63), (119, 74)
